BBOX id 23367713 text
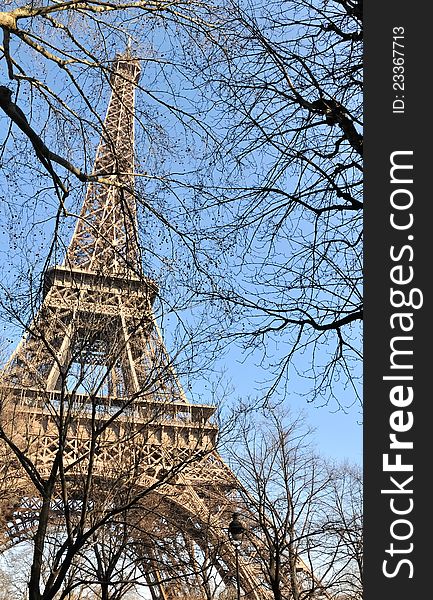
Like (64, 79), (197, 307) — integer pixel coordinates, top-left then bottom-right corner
(393, 27), (405, 115)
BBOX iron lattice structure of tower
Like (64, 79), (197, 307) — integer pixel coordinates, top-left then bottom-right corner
(0, 54), (317, 600)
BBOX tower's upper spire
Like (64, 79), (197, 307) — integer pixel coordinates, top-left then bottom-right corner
(65, 52), (142, 276)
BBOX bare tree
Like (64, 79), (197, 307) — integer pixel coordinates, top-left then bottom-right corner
(54, 518), (147, 600)
(316, 463), (363, 600)
(224, 407), (363, 600)
(174, 0), (363, 408)
(0, 352), (216, 600)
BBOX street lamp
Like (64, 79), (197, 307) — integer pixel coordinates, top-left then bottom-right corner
(228, 512), (245, 600)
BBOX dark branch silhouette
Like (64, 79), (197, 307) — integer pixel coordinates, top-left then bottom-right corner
(0, 85), (88, 194)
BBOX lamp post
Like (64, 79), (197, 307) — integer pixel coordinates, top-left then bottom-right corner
(228, 512), (245, 600)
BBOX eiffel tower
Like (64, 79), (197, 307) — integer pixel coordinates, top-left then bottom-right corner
(0, 51), (327, 600)
(0, 52), (277, 599)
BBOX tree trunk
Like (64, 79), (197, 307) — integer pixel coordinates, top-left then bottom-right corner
(28, 495), (51, 600)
